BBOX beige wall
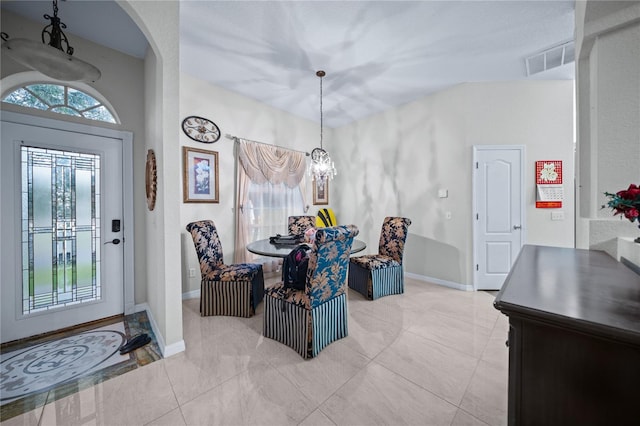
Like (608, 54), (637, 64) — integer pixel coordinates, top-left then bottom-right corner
(178, 77), (575, 290)
(179, 73), (325, 294)
(575, 1), (640, 256)
(119, 0), (183, 355)
(331, 81), (575, 287)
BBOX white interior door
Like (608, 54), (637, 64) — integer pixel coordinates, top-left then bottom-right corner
(473, 146), (525, 290)
(1, 121), (125, 343)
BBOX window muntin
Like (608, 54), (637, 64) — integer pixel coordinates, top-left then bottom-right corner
(3, 84), (116, 123)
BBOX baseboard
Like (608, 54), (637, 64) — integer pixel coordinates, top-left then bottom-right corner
(163, 340), (186, 357)
(134, 303), (185, 358)
(405, 272), (473, 291)
(182, 289), (200, 300)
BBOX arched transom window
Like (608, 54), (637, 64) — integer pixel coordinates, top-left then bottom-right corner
(3, 83), (117, 123)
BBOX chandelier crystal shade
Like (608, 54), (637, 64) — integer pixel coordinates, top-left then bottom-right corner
(1, 0), (101, 83)
(308, 70), (336, 182)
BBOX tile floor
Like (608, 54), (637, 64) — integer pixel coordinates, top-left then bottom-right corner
(1, 312), (162, 423)
(2, 277), (508, 426)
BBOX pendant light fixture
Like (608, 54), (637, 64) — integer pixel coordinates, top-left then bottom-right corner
(1, 0), (101, 83)
(308, 70), (337, 182)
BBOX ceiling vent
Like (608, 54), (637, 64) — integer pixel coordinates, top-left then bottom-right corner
(525, 41), (575, 76)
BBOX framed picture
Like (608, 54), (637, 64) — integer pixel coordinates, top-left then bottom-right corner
(313, 177), (329, 205)
(182, 146), (219, 203)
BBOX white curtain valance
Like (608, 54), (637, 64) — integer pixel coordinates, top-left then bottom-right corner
(237, 139), (306, 188)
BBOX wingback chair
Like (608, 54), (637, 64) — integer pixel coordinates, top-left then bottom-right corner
(263, 225), (359, 359)
(186, 220), (264, 317)
(287, 215), (316, 236)
(348, 217), (412, 300)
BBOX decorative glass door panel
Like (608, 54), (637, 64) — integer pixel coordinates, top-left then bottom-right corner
(22, 146), (102, 314)
(2, 119), (124, 343)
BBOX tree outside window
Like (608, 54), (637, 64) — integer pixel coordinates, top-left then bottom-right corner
(3, 84), (116, 123)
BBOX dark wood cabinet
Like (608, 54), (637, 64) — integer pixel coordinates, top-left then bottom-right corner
(494, 245), (640, 426)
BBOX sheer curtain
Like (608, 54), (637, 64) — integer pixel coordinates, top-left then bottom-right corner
(234, 139), (308, 264)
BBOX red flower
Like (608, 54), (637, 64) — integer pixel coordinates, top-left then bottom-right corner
(604, 184), (640, 225)
(624, 208), (639, 220)
(616, 184), (640, 200)
(628, 189), (640, 199)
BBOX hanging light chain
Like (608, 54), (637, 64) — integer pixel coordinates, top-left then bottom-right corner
(318, 70), (324, 150)
(42, 0), (73, 55)
(308, 70), (335, 181)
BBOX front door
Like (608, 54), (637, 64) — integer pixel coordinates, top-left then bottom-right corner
(473, 146), (525, 290)
(1, 121), (125, 343)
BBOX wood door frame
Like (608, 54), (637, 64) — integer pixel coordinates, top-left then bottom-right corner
(472, 145), (526, 291)
(0, 111), (135, 321)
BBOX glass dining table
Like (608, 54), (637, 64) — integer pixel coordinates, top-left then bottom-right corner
(246, 238), (366, 258)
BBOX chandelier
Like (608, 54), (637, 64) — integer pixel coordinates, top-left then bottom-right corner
(1, 0), (101, 83)
(308, 70), (336, 182)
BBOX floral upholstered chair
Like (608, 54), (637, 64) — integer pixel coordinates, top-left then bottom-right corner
(186, 220), (264, 317)
(287, 215), (316, 237)
(348, 217), (412, 300)
(263, 225), (359, 359)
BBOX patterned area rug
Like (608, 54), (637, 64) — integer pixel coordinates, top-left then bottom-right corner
(0, 311), (162, 422)
(1, 322), (128, 404)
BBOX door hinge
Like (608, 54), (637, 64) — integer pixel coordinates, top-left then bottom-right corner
(475, 162), (478, 169)
(476, 213), (479, 220)
(476, 264), (479, 271)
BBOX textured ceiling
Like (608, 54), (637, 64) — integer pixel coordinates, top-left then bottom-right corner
(2, 1), (575, 128)
(180, 1), (575, 127)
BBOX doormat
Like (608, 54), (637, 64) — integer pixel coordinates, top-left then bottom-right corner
(0, 310), (162, 422)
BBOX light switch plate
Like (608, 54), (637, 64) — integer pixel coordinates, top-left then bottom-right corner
(438, 189), (448, 198)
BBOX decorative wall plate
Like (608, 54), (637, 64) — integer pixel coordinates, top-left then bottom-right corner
(181, 116), (220, 143)
(145, 149), (157, 211)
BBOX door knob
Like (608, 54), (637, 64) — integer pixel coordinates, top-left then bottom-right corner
(513, 225), (522, 230)
(104, 238), (121, 245)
